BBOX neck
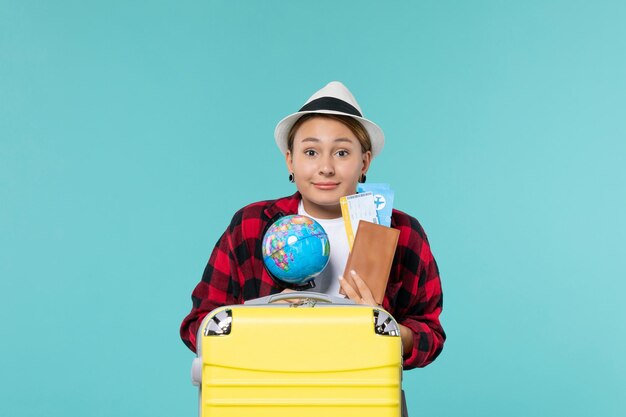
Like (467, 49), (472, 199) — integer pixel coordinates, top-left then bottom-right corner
(301, 200), (342, 219)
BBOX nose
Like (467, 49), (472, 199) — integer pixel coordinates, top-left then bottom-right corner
(319, 155), (335, 176)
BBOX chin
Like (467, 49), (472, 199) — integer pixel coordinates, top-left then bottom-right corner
(301, 185), (355, 207)
(310, 190), (343, 202)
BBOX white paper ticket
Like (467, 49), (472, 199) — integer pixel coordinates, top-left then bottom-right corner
(339, 192), (379, 250)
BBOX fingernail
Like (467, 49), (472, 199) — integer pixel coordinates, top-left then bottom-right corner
(350, 270), (356, 276)
(338, 275), (344, 281)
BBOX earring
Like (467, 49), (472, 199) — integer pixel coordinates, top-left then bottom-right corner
(289, 173), (295, 183)
(358, 174), (367, 183)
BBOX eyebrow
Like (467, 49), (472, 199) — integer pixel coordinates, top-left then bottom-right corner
(300, 137), (355, 143)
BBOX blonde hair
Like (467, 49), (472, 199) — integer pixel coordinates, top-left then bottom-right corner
(287, 114), (372, 154)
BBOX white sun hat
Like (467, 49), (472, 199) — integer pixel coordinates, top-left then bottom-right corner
(274, 81), (385, 157)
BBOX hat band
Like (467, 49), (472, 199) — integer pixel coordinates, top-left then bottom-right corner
(299, 97), (362, 117)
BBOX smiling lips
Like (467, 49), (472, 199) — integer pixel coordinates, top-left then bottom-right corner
(313, 182), (340, 190)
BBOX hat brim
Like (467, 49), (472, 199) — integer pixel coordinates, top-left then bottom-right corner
(274, 110), (385, 157)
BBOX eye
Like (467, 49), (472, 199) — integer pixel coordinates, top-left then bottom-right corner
(304, 149), (317, 157)
(335, 150), (349, 157)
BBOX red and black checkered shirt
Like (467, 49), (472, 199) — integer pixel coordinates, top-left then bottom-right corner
(180, 192), (445, 369)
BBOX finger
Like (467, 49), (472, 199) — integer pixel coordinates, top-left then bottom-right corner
(350, 270), (377, 306)
(338, 275), (362, 302)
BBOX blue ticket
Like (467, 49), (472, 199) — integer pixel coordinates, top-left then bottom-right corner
(357, 183), (394, 227)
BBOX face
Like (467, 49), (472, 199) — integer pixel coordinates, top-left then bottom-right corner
(286, 117), (371, 219)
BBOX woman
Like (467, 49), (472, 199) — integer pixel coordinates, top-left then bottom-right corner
(180, 81), (445, 369)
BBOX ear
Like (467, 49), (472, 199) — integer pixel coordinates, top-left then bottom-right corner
(285, 150), (294, 173)
(361, 150), (372, 175)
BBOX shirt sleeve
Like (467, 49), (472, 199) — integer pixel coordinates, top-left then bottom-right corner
(180, 225), (241, 353)
(391, 217), (446, 370)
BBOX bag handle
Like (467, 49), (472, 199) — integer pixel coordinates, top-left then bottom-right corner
(244, 291), (355, 305)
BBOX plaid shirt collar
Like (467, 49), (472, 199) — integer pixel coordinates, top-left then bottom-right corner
(263, 191), (302, 219)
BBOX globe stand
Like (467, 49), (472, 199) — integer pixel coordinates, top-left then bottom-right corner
(269, 274), (316, 291)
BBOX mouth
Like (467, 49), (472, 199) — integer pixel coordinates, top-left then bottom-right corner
(312, 182), (340, 190)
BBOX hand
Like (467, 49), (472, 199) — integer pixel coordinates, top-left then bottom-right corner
(339, 270), (378, 306)
(399, 324), (415, 356)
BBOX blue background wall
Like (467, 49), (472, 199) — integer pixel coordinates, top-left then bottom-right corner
(1, 1), (625, 416)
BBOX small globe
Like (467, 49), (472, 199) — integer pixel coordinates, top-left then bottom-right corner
(262, 215), (330, 285)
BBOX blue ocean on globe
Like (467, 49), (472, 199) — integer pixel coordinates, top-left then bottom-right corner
(262, 215), (330, 284)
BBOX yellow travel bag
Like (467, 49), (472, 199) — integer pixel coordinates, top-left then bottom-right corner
(191, 292), (404, 417)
